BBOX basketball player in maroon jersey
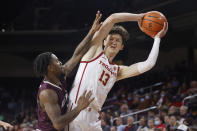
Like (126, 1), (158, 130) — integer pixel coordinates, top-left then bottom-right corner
(34, 11), (102, 131)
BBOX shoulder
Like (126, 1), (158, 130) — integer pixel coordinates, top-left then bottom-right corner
(39, 89), (58, 104)
(81, 44), (103, 61)
(81, 49), (104, 62)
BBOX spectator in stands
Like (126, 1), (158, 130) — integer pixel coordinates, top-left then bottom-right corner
(111, 126), (117, 131)
(124, 116), (136, 131)
(120, 104), (132, 124)
(164, 115), (169, 127)
(116, 117), (125, 131)
(130, 94), (140, 110)
(147, 119), (154, 131)
(160, 108), (168, 122)
(138, 93), (151, 110)
(178, 82), (187, 95)
(167, 115), (179, 131)
(106, 110), (112, 125)
(100, 111), (106, 120)
(145, 93), (151, 101)
(23, 115), (31, 123)
(120, 94), (128, 104)
(163, 94), (172, 107)
(101, 119), (110, 131)
(166, 81), (173, 89)
(151, 93), (159, 106)
(154, 116), (167, 131)
(127, 93), (133, 107)
(187, 81), (197, 94)
(147, 110), (155, 120)
(171, 77), (180, 88)
(179, 105), (189, 124)
(168, 106), (177, 115)
(136, 116), (148, 131)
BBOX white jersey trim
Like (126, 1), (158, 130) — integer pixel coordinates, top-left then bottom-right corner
(81, 52), (104, 63)
(43, 81), (62, 90)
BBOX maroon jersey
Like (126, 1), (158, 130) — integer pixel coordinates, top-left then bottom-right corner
(36, 79), (68, 131)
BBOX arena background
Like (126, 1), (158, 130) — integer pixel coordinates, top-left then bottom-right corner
(0, 0), (197, 130)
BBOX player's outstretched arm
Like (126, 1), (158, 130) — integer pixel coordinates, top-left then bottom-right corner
(39, 89), (94, 131)
(81, 12), (145, 62)
(117, 22), (168, 81)
(63, 11), (102, 76)
(0, 120), (13, 130)
(91, 13), (144, 45)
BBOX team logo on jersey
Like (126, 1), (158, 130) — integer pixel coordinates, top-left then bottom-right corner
(113, 67), (116, 70)
(99, 60), (117, 76)
(102, 56), (106, 60)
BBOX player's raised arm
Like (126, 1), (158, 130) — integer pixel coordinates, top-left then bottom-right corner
(91, 13), (144, 45)
(117, 22), (168, 81)
(39, 89), (94, 131)
(63, 11), (102, 76)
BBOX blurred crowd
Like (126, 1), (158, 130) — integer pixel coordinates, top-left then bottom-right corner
(100, 79), (197, 131)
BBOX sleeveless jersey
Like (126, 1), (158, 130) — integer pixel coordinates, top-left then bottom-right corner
(69, 52), (119, 111)
(37, 79), (68, 131)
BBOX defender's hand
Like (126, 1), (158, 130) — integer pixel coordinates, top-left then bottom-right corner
(77, 90), (94, 111)
(90, 11), (102, 33)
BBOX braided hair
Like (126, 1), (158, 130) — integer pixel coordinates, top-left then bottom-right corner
(34, 52), (53, 77)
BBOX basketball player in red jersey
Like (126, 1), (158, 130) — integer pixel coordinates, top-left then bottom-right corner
(34, 11), (102, 131)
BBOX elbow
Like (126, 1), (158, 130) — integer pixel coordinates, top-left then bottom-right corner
(107, 13), (119, 24)
(148, 61), (156, 70)
(53, 122), (68, 131)
(53, 123), (63, 131)
(150, 61), (156, 67)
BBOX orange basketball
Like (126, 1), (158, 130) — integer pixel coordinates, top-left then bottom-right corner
(141, 11), (167, 37)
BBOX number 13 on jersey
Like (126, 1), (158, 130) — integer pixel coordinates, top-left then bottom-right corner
(99, 70), (110, 86)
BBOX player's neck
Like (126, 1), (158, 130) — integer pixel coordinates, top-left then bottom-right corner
(44, 75), (61, 86)
(104, 50), (116, 62)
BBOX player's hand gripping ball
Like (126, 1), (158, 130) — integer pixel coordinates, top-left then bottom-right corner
(140, 11), (167, 37)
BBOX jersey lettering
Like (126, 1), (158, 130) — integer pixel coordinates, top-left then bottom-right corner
(99, 70), (110, 86)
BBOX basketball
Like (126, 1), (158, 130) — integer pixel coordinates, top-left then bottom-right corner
(141, 11), (167, 37)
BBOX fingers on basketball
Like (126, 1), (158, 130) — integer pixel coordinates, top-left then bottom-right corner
(141, 11), (167, 37)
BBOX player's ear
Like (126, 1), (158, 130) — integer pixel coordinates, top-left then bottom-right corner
(47, 64), (53, 72)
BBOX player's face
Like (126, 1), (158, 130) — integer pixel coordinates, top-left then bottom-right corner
(104, 34), (124, 55)
(49, 54), (65, 77)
